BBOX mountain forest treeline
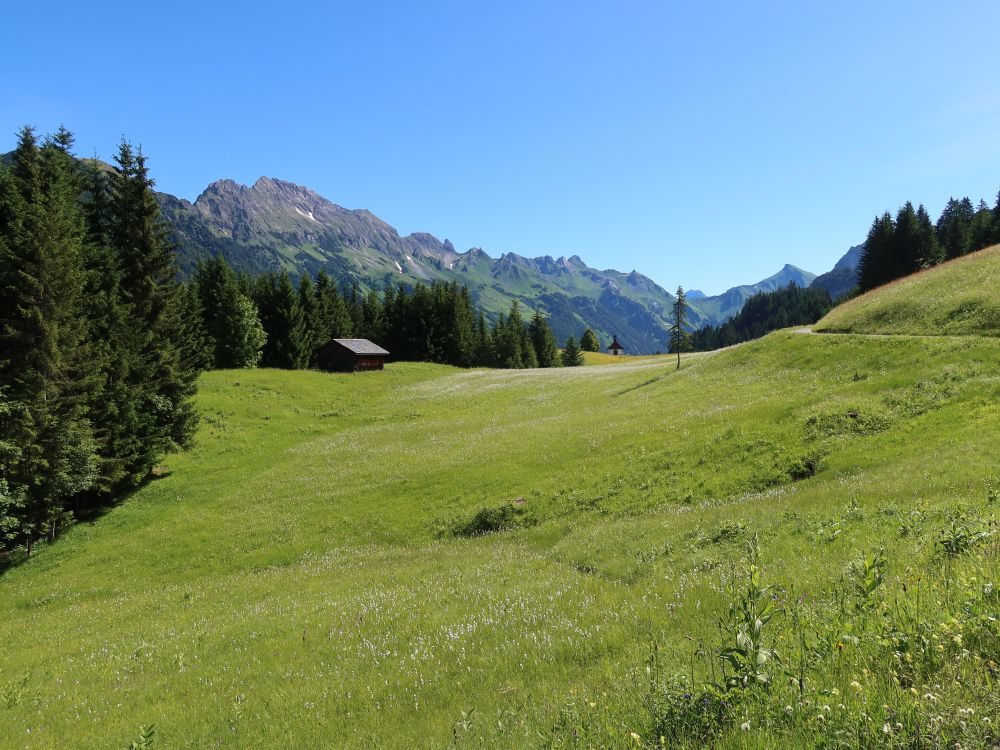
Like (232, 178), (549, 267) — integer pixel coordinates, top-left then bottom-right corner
(859, 193), (1000, 291)
(0, 127), (199, 558)
(186, 256), (578, 372)
(690, 284), (834, 351)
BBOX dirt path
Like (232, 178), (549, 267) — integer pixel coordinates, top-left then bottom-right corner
(793, 326), (987, 340)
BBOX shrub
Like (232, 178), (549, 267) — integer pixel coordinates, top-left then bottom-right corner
(451, 502), (534, 537)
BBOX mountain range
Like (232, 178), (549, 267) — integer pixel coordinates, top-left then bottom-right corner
(0, 150), (861, 353)
(156, 175), (860, 353)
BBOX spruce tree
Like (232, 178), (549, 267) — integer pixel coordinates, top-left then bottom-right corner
(858, 212), (895, 291)
(178, 282), (213, 372)
(494, 302), (526, 368)
(969, 199), (995, 253)
(474, 310), (494, 366)
(915, 204), (943, 268)
(298, 273), (320, 365)
(892, 202), (923, 278)
(361, 288), (384, 342)
(314, 271), (352, 340)
(528, 310), (559, 367)
(259, 270), (310, 369)
(670, 286), (691, 370)
(937, 197), (974, 259)
(522, 337), (539, 368)
(100, 140), (199, 487)
(0, 127), (100, 552)
(447, 284), (476, 367)
(561, 336), (584, 367)
(79, 148), (134, 495)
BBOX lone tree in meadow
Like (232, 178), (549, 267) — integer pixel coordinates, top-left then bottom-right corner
(670, 286), (691, 370)
(580, 328), (600, 352)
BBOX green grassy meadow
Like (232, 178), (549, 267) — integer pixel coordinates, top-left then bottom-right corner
(3, 281), (1000, 746)
(816, 244), (1000, 336)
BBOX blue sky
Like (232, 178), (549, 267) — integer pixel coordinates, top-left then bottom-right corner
(3, 1), (1000, 293)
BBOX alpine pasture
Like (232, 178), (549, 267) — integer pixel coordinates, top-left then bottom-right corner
(2, 282), (1000, 746)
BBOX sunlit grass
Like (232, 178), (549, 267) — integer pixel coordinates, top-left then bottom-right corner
(1, 330), (998, 748)
(816, 244), (1000, 336)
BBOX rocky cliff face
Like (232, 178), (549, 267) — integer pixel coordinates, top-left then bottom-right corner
(810, 244), (862, 300)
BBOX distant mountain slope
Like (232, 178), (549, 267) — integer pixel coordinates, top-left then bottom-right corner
(810, 244), (862, 300)
(815, 244), (1000, 336)
(2, 151), (831, 352)
(155, 175), (830, 353)
(691, 264), (816, 322)
(158, 177), (698, 352)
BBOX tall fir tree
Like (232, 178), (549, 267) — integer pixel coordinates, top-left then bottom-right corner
(298, 273), (322, 367)
(178, 282), (213, 372)
(858, 212), (895, 291)
(474, 310), (494, 366)
(969, 199), (995, 253)
(194, 257), (267, 369)
(493, 302), (526, 368)
(257, 270), (310, 369)
(892, 202), (923, 278)
(314, 270), (352, 341)
(670, 286), (691, 370)
(528, 310), (559, 367)
(106, 140), (199, 486)
(561, 336), (584, 367)
(936, 197), (974, 259)
(915, 204), (943, 268)
(0, 127), (100, 552)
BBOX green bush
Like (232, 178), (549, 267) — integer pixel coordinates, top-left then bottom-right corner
(451, 501), (535, 537)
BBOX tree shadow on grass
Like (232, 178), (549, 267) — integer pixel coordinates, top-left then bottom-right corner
(0, 468), (171, 578)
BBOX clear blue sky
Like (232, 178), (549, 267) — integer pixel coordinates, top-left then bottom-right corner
(4, 1), (1000, 293)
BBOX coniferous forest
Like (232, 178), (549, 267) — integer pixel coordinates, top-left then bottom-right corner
(187, 255), (568, 371)
(858, 194), (1000, 292)
(0, 127), (198, 557)
(690, 284), (834, 351)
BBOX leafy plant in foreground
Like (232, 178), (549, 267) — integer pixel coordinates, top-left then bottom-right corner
(848, 547), (887, 611)
(718, 535), (782, 690)
(124, 724), (156, 750)
(937, 510), (992, 557)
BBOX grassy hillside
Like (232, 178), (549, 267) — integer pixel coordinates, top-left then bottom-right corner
(2, 331), (999, 748)
(815, 244), (1000, 336)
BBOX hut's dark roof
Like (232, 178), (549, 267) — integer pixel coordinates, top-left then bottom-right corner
(331, 338), (390, 356)
(608, 339), (624, 350)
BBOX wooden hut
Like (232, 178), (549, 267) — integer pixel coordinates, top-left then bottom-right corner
(316, 338), (390, 372)
(608, 336), (624, 356)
